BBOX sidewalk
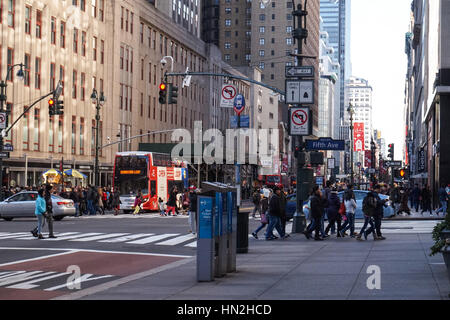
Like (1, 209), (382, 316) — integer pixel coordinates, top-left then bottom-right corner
(387, 208), (447, 221)
(55, 231), (450, 300)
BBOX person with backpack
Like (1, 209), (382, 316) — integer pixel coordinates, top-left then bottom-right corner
(340, 186), (358, 238)
(357, 190), (377, 241)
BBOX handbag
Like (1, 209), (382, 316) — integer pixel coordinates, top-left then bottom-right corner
(338, 202), (346, 216)
(260, 212), (268, 224)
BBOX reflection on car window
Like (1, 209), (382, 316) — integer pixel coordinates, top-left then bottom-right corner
(354, 192), (366, 201)
(22, 194), (35, 201)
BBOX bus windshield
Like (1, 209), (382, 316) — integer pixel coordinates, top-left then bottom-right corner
(114, 156), (149, 196)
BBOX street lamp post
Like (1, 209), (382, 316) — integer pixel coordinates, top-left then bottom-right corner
(347, 104), (355, 186)
(371, 139), (376, 185)
(91, 89), (106, 187)
(0, 63), (25, 200)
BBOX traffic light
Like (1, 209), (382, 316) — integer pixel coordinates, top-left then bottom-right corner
(400, 169), (405, 178)
(388, 143), (395, 160)
(159, 83), (167, 104)
(55, 100), (64, 115)
(48, 99), (56, 116)
(168, 83), (178, 105)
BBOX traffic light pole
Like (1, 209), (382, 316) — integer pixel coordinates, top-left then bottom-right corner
(292, 1), (309, 234)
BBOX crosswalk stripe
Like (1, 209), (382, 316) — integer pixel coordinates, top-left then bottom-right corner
(70, 233), (130, 242)
(0, 233), (30, 240)
(126, 234), (179, 244)
(15, 232), (79, 240)
(46, 232), (100, 241)
(157, 234), (197, 246)
(184, 241), (197, 248)
(99, 233), (155, 243)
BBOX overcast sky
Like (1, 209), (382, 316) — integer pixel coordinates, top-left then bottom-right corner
(351, 0), (412, 160)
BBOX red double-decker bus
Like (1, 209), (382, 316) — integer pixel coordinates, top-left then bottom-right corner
(113, 152), (188, 213)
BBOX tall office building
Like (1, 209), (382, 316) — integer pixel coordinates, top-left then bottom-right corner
(319, 0), (351, 119)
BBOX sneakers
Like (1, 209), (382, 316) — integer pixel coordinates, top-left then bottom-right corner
(252, 232), (259, 240)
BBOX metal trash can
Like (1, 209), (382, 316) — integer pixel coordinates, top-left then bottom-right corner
(236, 209), (249, 254)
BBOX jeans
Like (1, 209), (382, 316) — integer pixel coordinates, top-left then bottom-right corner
(307, 217), (326, 237)
(340, 212), (355, 235)
(436, 201), (448, 214)
(373, 215), (382, 237)
(37, 214), (44, 235)
(188, 211), (197, 234)
(74, 203), (80, 216)
(254, 223), (267, 235)
(265, 214), (285, 239)
(87, 200), (95, 215)
(359, 216), (375, 236)
(325, 217), (341, 235)
(252, 204), (260, 216)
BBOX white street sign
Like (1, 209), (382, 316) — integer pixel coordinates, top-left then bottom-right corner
(220, 84), (237, 108)
(285, 80), (314, 104)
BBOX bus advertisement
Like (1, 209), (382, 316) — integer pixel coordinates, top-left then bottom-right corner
(113, 152), (188, 213)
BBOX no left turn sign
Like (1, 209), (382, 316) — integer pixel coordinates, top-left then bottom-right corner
(220, 84), (237, 108)
(289, 107), (311, 136)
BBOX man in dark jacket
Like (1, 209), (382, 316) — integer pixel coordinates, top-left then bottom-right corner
(324, 188), (341, 237)
(45, 184), (57, 238)
(309, 186), (326, 241)
(265, 186), (286, 240)
(365, 185), (387, 240)
(411, 184), (421, 212)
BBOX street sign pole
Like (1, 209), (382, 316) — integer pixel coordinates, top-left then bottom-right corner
(291, 2), (311, 235)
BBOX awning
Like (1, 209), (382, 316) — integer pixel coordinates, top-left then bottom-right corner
(42, 169), (62, 176)
(64, 169), (88, 179)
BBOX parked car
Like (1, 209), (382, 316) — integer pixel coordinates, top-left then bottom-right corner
(285, 190), (393, 221)
(337, 190), (393, 219)
(0, 191), (76, 221)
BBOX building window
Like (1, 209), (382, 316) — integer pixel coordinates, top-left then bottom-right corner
(100, 40), (104, 64)
(22, 106), (29, 150)
(60, 21), (66, 48)
(6, 48), (13, 81)
(24, 54), (31, 86)
(58, 117), (63, 153)
(7, 0), (14, 28)
(80, 72), (85, 101)
(49, 116), (54, 153)
(36, 10), (42, 39)
(72, 70), (77, 99)
(72, 116), (76, 154)
(25, 6), (31, 34)
(73, 28), (78, 53)
(79, 117), (84, 155)
(34, 109), (40, 151)
(99, 0), (104, 21)
(93, 36), (97, 61)
(50, 63), (55, 90)
(59, 66), (65, 95)
(81, 31), (86, 56)
(51, 17), (56, 45)
(34, 57), (41, 90)
(92, 0), (97, 18)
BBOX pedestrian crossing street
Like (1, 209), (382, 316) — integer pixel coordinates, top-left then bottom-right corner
(66, 213), (191, 219)
(0, 231), (198, 248)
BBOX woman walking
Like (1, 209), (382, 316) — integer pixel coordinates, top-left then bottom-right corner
(340, 190), (357, 238)
(112, 189), (121, 216)
(324, 188), (341, 237)
(34, 189), (47, 239)
(252, 190), (270, 239)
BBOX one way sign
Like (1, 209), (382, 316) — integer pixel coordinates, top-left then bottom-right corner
(285, 66), (315, 78)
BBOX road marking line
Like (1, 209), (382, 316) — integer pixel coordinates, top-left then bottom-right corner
(15, 232), (79, 240)
(157, 234), (197, 246)
(46, 233), (101, 241)
(52, 257), (194, 300)
(0, 233), (30, 240)
(0, 271), (57, 287)
(0, 247), (192, 258)
(7, 272), (70, 290)
(126, 234), (179, 244)
(0, 250), (78, 267)
(184, 241), (197, 248)
(70, 233), (130, 242)
(99, 233), (155, 243)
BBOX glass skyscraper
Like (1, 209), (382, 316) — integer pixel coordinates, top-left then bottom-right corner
(320, 0), (351, 119)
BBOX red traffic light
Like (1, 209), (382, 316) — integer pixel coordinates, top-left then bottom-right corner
(159, 83), (167, 91)
(48, 99), (55, 106)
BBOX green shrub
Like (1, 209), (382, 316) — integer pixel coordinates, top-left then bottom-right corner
(430, 213), (450, 256)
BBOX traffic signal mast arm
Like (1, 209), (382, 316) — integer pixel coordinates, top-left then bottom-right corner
(4, 90), (55, 135)
(165, 72), (285, 96)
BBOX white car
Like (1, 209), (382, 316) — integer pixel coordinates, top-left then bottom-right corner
(0, 191), (76, 221)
